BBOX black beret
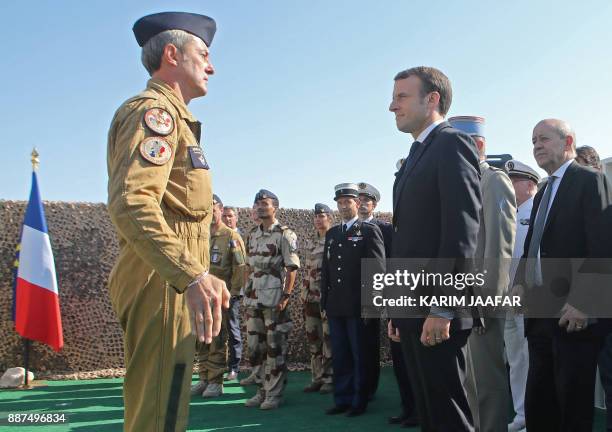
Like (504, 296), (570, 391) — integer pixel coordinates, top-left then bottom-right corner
(212, 194), (222, 206)
(314, 203), (332, 214)
(133, 12), (216, 47)
(254, 189), (278, 203)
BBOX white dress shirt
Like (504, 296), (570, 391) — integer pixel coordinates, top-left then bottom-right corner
(415, 119), (444, 145)
(510, 197), (534, 285)
(342, 216), (358, 232)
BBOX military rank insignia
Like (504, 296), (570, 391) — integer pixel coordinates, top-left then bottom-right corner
(139, 137), (172, 165)
(144, 108), (174, 135)
(211, 245), (221, 264)
(188, 147), (210, 169)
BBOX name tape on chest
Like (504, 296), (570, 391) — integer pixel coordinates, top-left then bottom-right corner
(139, 137), (172, 165)
(143, 108), (174, 136)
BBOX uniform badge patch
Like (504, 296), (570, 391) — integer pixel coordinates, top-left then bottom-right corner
(144, 108), (174, 136)
(139, 137), (172, 165)
(188, 147), (210, 170)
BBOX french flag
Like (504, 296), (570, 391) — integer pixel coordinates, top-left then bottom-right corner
(13, 171), (63, 352)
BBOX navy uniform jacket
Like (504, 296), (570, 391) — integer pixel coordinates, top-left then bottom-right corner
(370, 218), (393, 257)
(321, 220), (385, 317)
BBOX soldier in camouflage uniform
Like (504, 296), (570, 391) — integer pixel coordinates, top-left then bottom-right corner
(302, 203), (334, 394)
(243, 190), (300, 410)
(239, 203), (263, 386)
(191, 195), (246, 398)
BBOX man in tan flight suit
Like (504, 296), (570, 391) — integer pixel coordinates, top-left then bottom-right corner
(191, 195), (246, 397)
(107, 12), (230, 432)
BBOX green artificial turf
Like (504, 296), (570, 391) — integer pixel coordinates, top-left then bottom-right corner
(0, 367), (606, 431)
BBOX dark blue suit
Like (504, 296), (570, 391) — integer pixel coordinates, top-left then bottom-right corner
(391, 121), (481, 432)
(321, 220), (385, 410)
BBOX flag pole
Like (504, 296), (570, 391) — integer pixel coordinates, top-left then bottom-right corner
(21, 148), (39, 389)
(23, 339), (31, 387)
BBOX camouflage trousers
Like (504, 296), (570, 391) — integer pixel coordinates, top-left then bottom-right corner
(304, 302), (333, 384)
(246, 306), (293, 398)
(195, 311), (228, 384)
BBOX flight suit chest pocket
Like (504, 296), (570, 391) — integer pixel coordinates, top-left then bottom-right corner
(185, 146), (212, 212)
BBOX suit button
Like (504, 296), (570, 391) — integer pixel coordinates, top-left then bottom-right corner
(337, 278), (341, 283)
(339, 244), (342, 247)
(337, 267), (341, 271)
(338, 255), (341, 259)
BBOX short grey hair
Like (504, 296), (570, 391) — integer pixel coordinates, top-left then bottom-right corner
(141, 29), (196, 75)
(540, 119), (577, 151)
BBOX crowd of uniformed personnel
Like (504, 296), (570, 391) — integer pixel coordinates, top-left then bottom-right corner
(106, 9), (612, 432)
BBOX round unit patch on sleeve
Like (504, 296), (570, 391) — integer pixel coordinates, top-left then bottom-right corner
(143, 108), (174, 135)
(139, 137), (172, 165)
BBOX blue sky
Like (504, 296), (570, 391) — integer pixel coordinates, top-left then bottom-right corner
(2, 0), (611, 211)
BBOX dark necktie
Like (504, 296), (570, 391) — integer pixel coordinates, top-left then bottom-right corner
(525, 175), (557, 287)
(342, 224), (347, 234)
(407, 140), (422, 161)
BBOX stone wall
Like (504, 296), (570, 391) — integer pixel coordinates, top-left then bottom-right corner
(0, 200), (392, 376)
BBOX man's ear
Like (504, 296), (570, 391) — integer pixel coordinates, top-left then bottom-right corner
(428, 91), (441, 109)
(161, 43), (180, 67)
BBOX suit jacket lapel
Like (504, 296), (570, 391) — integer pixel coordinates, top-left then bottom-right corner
(542, 161), (577, 234)
(393, 122), (449, 217)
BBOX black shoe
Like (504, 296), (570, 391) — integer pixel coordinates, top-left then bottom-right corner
(303, 381), (323, 393)
(388, 415), (406, 424)
(346, 406), (366, 417)
(325, 405), (349, 415)
(401, 415), (419, 428)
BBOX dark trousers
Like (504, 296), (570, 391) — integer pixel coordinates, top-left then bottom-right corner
(400, 329), (473, 432)
(390, 338), (415, 417)
(227, 296), (242, 372)
(328, 316), (367, 409)
(364, 318), (380, 398)
(599, 333), (612, 431)
(526, 321), (602, 432)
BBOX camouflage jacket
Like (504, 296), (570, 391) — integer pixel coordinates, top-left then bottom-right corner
(301, 233), (325, 303)
(243, 221), (300, 307)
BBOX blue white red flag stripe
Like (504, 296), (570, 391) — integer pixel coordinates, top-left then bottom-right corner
(14, 172), (63, 352)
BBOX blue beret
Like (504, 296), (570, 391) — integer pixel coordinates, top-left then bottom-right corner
(314, 203), (332, 214)
(212, 194), (222, 206)
(254, 189), (278, 203)
(448, 116), (485, 138)
(133, 12), (216, 47)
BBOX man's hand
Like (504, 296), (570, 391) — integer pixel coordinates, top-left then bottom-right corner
(186, 273), (230, 344)
(420, 316), (451, 347)
(510, 284), (525, 314)
(277, 296), (290, 311)
(559, 303), (588, 333)
(472, 325), (486, 336)
(387, 320), (401, 343)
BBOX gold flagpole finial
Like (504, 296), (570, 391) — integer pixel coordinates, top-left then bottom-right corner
(31, 148), (39, 171)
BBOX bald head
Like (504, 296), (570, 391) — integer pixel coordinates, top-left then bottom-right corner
(532, 118), (576, 175)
